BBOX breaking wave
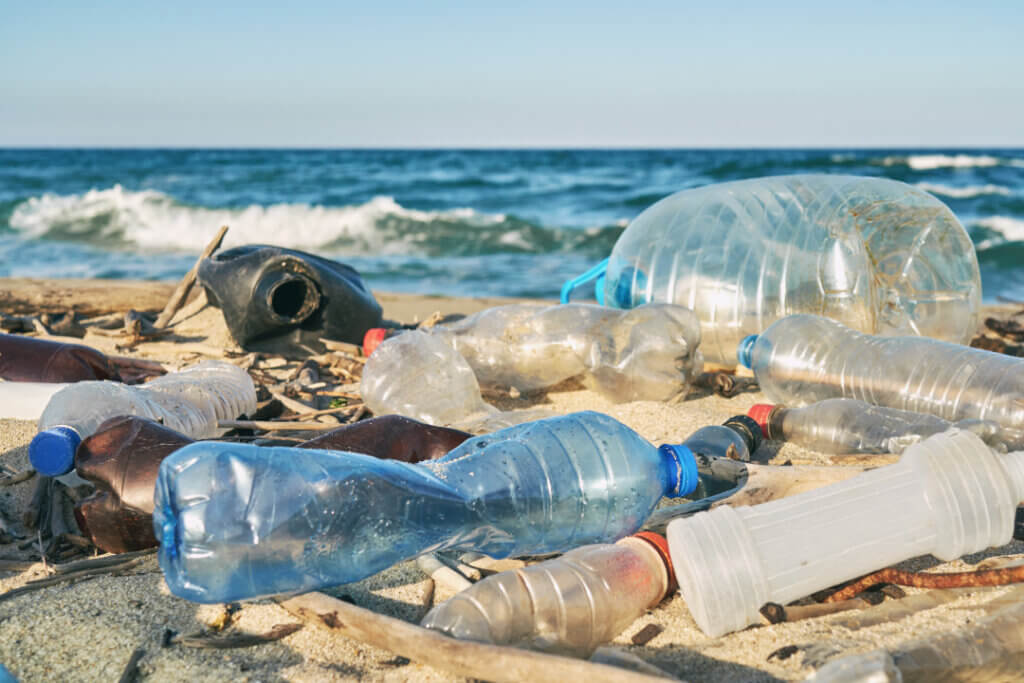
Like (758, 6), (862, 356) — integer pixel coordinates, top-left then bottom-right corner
(916, 182), (1012, 199)
(6, 185), (621, 258)
(879, 154), (1023, 171)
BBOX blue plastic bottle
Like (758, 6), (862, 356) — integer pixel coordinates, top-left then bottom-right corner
(155, 411), (717, 603)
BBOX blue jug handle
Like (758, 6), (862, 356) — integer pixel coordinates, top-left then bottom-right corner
(560, 258), (609, 305)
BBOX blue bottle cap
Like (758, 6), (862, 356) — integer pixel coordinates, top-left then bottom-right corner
(737, 334), (759, 369)
(29, 426), (82, 476)
(658, 443), (698, 497)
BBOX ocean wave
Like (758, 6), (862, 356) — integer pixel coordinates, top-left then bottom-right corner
(7, 185), (621, 257)
(916, 182), (1012, 199)
(879, 154), (1017, 171)
(972, 215), (1024, 246)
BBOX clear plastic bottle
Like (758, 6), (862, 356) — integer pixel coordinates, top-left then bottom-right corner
(362, 302), (703, 409)
(739, 314), (1024, 443)
(582, 175), (980, 365)
(421, 532), (673, 658)
(154, 411), (702, 603)
(666, 429), (1024, 637)
(748, 398), (1004, 455)
(29, 360), (257, 477)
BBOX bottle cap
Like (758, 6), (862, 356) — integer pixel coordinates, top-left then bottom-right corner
(658, 444), (698, 497)
(631, 531), (678, 593)
(723, 414), (763, 456)
(746, 404), (776, 440)
(29, 426), (82, 476)
(362, 328), (389, 356)
(736, 334), (758, 369)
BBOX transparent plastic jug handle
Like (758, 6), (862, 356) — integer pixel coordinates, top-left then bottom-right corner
(560, 258), (608, 305)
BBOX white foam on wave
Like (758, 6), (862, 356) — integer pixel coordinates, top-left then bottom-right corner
(972, 216), (1024, 249)
(880, 154), (1014, 170)
(916, 182), (1012, 198)
(8, 185), (508, 253)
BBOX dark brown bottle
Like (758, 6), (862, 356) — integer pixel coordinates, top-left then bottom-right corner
(73, 414), (473, 553)
(0, 333), (121, 382)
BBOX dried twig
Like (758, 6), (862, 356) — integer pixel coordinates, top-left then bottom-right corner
(218, 419), (341, 432)
(117, 647), (146, 683)
(0, 469), (36, 487)
(172, 623), (303, 649)
(278, 592), (675, 683)
(0, 553), (151, 604)
(760, 593), (885, 624)
(154, 225), (228, 328)
(825, 564), (1024, 603)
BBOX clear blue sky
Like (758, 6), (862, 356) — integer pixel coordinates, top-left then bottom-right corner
(2, 1), (1022, 147)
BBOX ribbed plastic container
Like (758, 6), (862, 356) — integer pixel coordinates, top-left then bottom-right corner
(598, 175), (980, 365)
(154, 411), (698, 603)
(740, 314), (1024, 441)
(30, 361), (256, 477)
(0, 381), (68, 421)
(750, 398), (1003, 455)
(421, 534), (672, 657)
(666, 429), (1024, 637)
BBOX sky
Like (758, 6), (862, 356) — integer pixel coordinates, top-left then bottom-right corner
(2, 1), (1023, 148)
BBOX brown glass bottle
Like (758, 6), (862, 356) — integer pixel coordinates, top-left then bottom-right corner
(73, 414), (472, 553)
(0, 333), (121, 383)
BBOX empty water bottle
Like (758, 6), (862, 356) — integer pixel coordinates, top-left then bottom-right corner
(0, 333), (121, 382)
(29, 360), (256, 477)
(667, 429), (1024, 637)
(364, 302), (702, 401)
(154, 411), (707, 603)
(421, 532), (674, 657)
(739, 314), (1024, 443)
(748, 399), (1004, 455)
(566, 175), (980, 365)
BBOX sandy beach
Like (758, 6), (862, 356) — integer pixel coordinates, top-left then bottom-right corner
(1, 278), (1022, 682)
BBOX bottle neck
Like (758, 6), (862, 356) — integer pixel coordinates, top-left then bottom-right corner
(658, 444), (698, 497)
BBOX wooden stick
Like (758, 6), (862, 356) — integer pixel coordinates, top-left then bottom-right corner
(825, 564), (1024, 603)
(116, 647), (146, 683)
(760, 593), (884, 624)
(154, 225), (228, 329)
(173, 623), (303, 649)
(218, 420), (341, 432)
(277, 592), (677, 683)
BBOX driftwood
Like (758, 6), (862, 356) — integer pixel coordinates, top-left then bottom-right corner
(278, 591), (680, 683)
(172, 623), (303, 649)
(154, 225), (228, 329)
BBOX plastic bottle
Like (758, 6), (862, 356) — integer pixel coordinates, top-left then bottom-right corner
(421, 532), (674, 658)
(29, 360), (257, 477)
(154, 411), (705, 603)
(748, 398), (1004, 455)
(74, 414), (472, 554)
(0, 333), (121, 382)
(666, 429), (1024, 637)
(566, 175), (980, 365)
(738, 314), (1024, 443)
(364, 302), (703, 402)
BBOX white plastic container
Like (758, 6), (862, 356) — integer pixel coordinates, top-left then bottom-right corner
(0, 381), (68, 421)
(421, 534), (671, 657)
(740, 314), (1024, 442)
(666, 429), (1024, 637)
(593, 175), (981, 365)
(30, 360), (257, 477)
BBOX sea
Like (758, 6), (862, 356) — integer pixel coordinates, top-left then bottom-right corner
(2, 148), (1023, 302)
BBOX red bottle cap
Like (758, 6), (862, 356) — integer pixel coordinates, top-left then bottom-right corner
(362, 328), (389, 356)
(747, 404), (776, 438)
(632, 531), (677, 593)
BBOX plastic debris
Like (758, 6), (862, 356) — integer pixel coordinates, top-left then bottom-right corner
(197, 245), (383, 356)
(567, 175), (980, 365)
(667, 429), (1024, 637)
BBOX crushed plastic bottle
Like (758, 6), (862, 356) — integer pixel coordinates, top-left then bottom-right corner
(421, 532), (674, 657)
(360, 303), (703, 430)
(29, 360), (256, 477)
(666, 429), (1024, 637)
(748, 398), (1004, 455)
(74, 414), (472, 554)
(739, 314), (1024, 444)
(0, 333), (121, 382)
(154, 411), (703, 603)
(566, 175), (980, 365)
